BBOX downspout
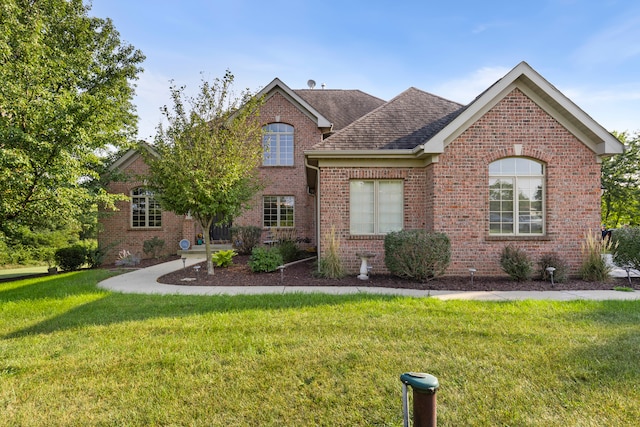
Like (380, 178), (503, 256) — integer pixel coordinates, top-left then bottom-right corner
(305, 157), (321, 271)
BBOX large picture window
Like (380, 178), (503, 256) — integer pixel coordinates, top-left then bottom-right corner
(489, 158), (544, 235)
(131, 188), (161, 228)
(263, 196), (295, 228)
(263, 123), (294, 166)
(350, 180), (403, 235)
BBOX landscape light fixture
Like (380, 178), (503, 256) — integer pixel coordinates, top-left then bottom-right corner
(546, 266), (556, 287)
(469, 268), (477, 286)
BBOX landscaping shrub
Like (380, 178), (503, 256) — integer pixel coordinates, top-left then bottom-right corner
(230, 226), (262, 255)
(54, 245), (87, 271)
(611, 226), (640, 271)
(248, 246), (283, 273)
(315, 227), (345, 279)
(499, 245), (532, 281)
(85, 246), (107, 269)
(143, 236), (165, 259)
(537, 252), (569, 283)
(580, 230), (612, 282)
(212, 249), (237, 268)
(384, 230), (450, 282)
(277, 239), (302, 264)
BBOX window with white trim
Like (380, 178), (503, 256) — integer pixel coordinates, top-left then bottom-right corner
(131, 188), (161, 228)
(350, 180), (403, 235)
(489, 158), (544, 235)
(263, 123), (294, 166)
(263, 196), (294, 228)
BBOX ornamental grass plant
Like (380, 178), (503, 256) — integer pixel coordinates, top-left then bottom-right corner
(580, 230), (614, 281)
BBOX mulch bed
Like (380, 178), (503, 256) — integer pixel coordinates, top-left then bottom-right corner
(153, 255), (638, 292)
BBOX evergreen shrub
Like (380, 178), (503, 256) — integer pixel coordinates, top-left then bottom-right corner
(538, 252), (569, 283)
(500, 245), (532, 281)
(54, 245), (87, 271)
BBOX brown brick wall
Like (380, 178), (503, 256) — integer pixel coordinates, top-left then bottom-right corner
(100, 91), (324, 262)
(318, 88), (602, 276)
(234, 92), (323, 247)
(98, 155), (187, 264)
(318, 167), (429, 274)
(433, 88), (601, 276)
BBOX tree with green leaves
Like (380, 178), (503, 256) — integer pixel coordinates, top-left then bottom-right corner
(0, 0), (144, 238)
(601, 132), (640, 227)
(146, 71), (264, 275)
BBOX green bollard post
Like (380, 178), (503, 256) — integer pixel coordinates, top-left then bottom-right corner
(400, 372), (439, 427)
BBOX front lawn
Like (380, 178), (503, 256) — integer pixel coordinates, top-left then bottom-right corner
(1, 271), (639, 426)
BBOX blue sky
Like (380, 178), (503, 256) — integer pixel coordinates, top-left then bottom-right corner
(90, 0), (640, 141)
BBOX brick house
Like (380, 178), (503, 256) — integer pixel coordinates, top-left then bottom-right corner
(100, 62), (623, 276)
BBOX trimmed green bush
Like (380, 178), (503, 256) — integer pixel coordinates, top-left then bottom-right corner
(611, 227), (640, 270)
(384, 230), (450, 282)
(212, 249), (237, 268)
(248, 246), (283, 273)
(54, 245), (87, 271)
(538, 252), (569, 283)
(230, 226), (262, 255)
(500, 245), (532, 281)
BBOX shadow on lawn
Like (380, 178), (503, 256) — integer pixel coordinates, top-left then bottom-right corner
(2, 272), (398, 339)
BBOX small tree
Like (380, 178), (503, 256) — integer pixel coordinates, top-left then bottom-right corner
(146, 71), (264, 275)
(611, 227), (640, 271)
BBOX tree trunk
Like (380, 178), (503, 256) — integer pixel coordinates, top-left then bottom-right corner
(202, 217), (215, 275)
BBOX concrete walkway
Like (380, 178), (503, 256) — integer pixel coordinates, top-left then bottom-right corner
(97, 257), (640, 301)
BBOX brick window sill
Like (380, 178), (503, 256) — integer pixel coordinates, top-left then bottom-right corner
(485, 235), (553, 242)
(348, 235), (385, 240)
(129, 227), (163, 231)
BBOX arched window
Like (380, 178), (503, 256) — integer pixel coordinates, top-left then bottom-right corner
(263, 123), (294, 166)
(131, 188), (161, 228)
(489, 158), (544, 235)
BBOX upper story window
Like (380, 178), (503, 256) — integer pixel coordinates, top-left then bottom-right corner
(489, 158), (544, 235)
(350, 180), (403, 235)
(263, 123), (294, 166)
(131, 188), (162, 228)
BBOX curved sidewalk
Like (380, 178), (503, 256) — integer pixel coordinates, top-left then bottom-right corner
(98, 258), (640, 301)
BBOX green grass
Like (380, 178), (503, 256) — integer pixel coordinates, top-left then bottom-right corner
(1, 271), (639, 426)
(0, 265), (48, 279)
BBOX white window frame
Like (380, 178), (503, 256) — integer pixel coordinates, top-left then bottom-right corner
(489, 158), (545, 236)
(262, 123), (294, 166)
(350, 180), (403, 235)
(263, 196), (295, 228)
(131, 188), (162, 228)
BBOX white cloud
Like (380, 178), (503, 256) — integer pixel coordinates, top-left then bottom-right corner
(573, 13), (640, 65)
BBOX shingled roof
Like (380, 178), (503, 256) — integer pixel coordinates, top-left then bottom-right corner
(311, 87), (465, 151)
(294, 89), (385, 132)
